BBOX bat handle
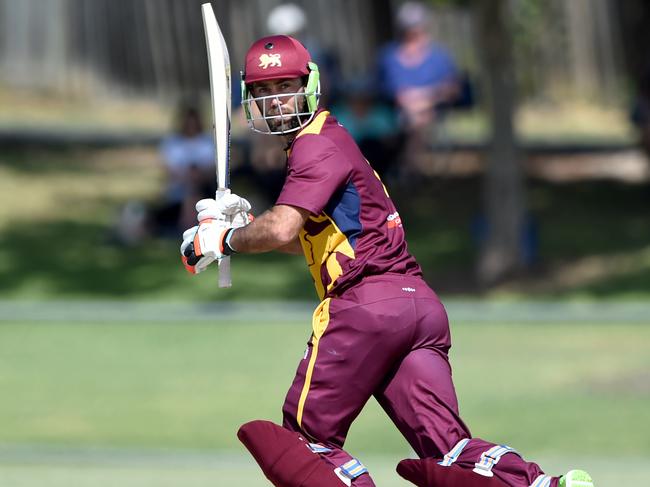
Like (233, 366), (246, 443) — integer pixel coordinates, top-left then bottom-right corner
(218, 256), (232, 288)
(216, 188), (232, 288)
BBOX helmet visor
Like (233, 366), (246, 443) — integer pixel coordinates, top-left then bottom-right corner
(242, 86), (320, 135)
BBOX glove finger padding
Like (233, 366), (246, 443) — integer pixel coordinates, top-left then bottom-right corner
(231, 211), (254, 229)
(195, 198), (223, 222)
(219, 193), (252, 215)
(180, 220), (230, 275)
(181, 226), (199, 251)
(181, 230), (209, 273)
(196, 194), (252, 221)
(194, 254), (216, 273)
(180, 227), (196, 274)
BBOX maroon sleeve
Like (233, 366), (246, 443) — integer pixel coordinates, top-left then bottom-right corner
(276, 135), (352, 215)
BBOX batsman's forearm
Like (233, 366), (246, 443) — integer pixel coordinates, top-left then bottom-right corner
(276, 238), (303, 255)
(229, 207), (300, 253)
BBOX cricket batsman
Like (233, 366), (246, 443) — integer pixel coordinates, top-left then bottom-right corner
(180, 35), (594, 487)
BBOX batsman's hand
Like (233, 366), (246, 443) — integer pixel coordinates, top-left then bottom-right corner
(196, 191), (253, 228)
(180, 219), (231, 274)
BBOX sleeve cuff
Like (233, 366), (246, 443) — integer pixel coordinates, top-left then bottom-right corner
(274, 198), (320, 216)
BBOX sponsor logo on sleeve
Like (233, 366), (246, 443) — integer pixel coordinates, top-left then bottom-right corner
(386, 212), (402, 229)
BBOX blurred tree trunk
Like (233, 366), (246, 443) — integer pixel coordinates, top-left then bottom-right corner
(474, 0), (526, 285)
(615, 0), (650, 83)
(370, 0), (395, 45)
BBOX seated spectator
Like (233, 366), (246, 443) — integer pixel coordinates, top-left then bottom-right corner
(377, 2), (461, 130)
(115, 104), (216, 244)
(373, 2), (463, 180)
(153, 104), (216, 236)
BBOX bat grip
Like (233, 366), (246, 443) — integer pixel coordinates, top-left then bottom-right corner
(216, 188), (232, 288)
(218, 256), (232, 288)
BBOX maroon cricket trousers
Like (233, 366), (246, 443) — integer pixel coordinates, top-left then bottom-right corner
(281, 274), (551, 487)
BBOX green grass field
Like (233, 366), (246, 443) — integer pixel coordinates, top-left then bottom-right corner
(1, 318), (648, 486)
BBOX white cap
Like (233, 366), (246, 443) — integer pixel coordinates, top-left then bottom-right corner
(267, 3), (307, 35)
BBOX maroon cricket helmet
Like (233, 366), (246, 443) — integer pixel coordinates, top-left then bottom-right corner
(243, 35), (312, 84)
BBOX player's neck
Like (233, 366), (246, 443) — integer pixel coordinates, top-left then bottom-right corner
(282, 133), (297, 145)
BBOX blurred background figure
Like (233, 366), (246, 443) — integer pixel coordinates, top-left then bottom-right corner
(156, 104), (216, 234)
(266, 2), (341, 106)
(374, 1), (464, 180)
(117, 103), (215, 244)
(376, 1), (461, 132)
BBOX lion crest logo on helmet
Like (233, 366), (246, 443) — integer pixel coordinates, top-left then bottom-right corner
(258, 53), (282, 69)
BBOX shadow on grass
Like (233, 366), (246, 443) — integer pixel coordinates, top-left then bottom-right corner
(1, 148), (98, 174)
(532, 181), (650, 259)
(0, 219), (316, 301)
(1, 172), (650, 300)
(562, 267), (650, 298)
(394, 178), (650, 296)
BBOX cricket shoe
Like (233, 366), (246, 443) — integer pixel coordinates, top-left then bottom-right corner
(558, 469), (594, 487)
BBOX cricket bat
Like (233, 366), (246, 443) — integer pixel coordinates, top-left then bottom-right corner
(201, 2), (232, 288)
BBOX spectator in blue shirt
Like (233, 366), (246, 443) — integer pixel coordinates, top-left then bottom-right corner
(377, 2), (460, 130)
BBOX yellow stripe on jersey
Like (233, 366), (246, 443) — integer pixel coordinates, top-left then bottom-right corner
(297, 298), (331, 430)
(299, 213), (355, 300)
(296, 111), (330, 138)
(285, 111), (330, 158)
(365, 158), (390, 197)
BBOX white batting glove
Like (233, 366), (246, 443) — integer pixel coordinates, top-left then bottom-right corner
(180, 219), (233, 274)
(196, 192), (252, 228)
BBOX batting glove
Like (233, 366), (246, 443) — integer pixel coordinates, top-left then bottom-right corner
(180, 219), (236, 274)
(196, 191), (253, 228)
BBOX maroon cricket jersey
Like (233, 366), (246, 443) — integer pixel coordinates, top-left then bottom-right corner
(276, 110), (422, 300)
